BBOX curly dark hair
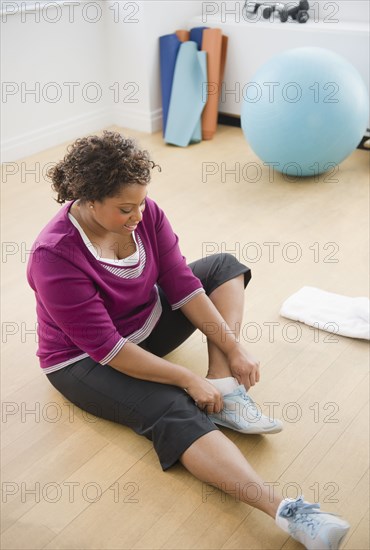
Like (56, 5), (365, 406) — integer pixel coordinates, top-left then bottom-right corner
(48, 131), (159, 204)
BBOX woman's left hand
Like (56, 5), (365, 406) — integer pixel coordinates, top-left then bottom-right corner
(227, 346), (261, 390)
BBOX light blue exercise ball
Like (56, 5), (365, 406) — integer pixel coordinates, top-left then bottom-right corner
(241, 47), (369, 177)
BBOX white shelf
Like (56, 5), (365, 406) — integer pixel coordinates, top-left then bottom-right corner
(189, 12), (370, 119)
(192, 13), (370, 34)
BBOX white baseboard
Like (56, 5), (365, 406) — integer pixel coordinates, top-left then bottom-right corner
(112, 105), (163, 134)
(1, 106), (164, 162)
(150, 108), (163, 133)
(1, 108), (112, 162)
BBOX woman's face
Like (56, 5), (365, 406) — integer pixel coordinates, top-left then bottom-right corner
(89, 184), (148, 236)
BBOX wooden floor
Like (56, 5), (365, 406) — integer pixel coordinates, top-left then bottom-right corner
(1, 125), (369, 549)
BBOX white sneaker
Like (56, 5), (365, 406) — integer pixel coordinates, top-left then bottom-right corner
(276, 496), (350, 549)
(208, 384), (283, 434)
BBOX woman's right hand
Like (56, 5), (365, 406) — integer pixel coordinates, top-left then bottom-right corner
(183, 374), (223, 414)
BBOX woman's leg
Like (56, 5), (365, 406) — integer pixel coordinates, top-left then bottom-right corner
(186, 253), (251, 382)
(48, 358), (280, 515)
(206, 274), (245, 380)
(46, 357), (220, 471)
(180, 430), (282, 517)
(180, 431), (351, 550)
(189, 255), (281, 434)
(141, 254), (251, 364)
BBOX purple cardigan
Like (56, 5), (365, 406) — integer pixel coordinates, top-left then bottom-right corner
(27, 197), (204, 373)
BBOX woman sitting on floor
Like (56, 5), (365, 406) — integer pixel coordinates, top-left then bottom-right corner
(27, 131), (350, 550)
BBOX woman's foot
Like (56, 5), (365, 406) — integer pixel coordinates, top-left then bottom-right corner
(276, 496), (350, 549)
(207, 379), (283, 434)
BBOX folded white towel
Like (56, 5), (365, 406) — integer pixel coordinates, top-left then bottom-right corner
(280, 286), (370, 340)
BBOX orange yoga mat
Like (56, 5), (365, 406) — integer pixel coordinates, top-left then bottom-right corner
(220, 35), (228, 85)
(175, 30), (190, 42)
(201, 29), (228, 140)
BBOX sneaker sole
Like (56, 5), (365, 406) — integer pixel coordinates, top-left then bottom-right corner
(330, 524), (350, 550)
(209, 416), (283, 434)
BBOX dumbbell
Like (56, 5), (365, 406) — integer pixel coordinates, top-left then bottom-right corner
(244, 1), (263, 16)
(281, 0), (310, 23)
(261, 2), (285, 19)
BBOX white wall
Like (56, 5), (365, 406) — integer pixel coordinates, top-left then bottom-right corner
(1, 0), (204, 161)
(1, 0), (369, 161)
(1, 1), (110, 161)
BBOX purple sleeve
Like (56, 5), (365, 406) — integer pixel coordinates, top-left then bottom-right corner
(154, 205), (205, 309)
(29, 246), (126, 364)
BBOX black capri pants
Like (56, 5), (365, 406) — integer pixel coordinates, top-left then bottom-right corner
(47, 253), (251, 470)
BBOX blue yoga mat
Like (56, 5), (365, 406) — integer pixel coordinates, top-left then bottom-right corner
(164, 42), (207, 147)
(190, 51), (207, 144)
(159, 34), (181, 136)
(189, 26), (208, 50)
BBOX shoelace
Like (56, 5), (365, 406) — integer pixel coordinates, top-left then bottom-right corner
(236, 389), (259, 414)
(280, 497), (321, 519)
